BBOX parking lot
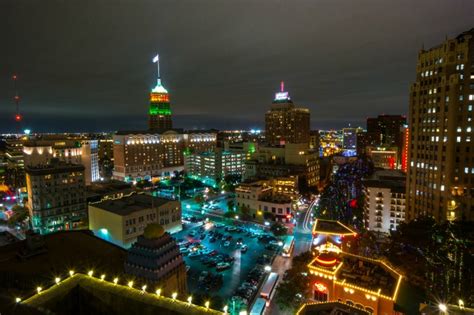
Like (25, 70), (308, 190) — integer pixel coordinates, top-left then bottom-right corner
(174, 217), (281, 304)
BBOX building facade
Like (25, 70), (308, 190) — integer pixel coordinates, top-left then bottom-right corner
(23, 138), (99, 185)
(407, 28), (474, 222)
(366, 146), (399, 170)
(124, 224), (187, 295)
(243, 143), (320, 191)
(25, 161), (87, 235)
(363, 170), (406, 233)
(235, 181), (295, 222)
(265, 82), (310, 146)
(184, 148), (246, 183)
(113, 130), (217, 182)
(88, 192), (182, 248)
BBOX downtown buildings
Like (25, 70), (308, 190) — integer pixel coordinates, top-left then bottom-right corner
(406, 28), (474, 222)
(265, 81), (310, 146)
(243, 83), (319, 193)
(25, 160), (87, 234)
(88, 192), (182, 248)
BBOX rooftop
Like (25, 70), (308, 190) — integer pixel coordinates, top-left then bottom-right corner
(25, 160), (84, 175)
(308, 252), (403, 301)
(90, 192), (176, 216)
(18, 273), (222, 315)
(297, 301), (369, 315)
(0, 230), (127, 295)
(312, 219), (357, 236)
(363, 169), (406, 191)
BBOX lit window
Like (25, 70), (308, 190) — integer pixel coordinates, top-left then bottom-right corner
(457, 136), (461, 143)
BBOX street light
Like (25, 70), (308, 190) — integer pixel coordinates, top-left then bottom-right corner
(264, 265), (271, 272)
(438, 303), (447, 313)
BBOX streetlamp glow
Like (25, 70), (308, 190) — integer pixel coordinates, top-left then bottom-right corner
(187, 296), (192, 304)
(113, 277), (118, 285)
(235, 215), (239, 220)
(88, 270), (94, 277)
(156, 289), (162, 296)
(142, 285), (147, 292)
(69, 270), (74, 277)
(264, 265), (271, 272)
(55, 277), (60, 284)
(205, 301), (210, 309)
(439, 303), (447, 312)
(15, 297), (21, 303)
(172, 292), (178, 300)
(100, 274), (105, 281)
(223, 305), (228, 313)
(128, 281), (134, 288)
(37, 287), (42, 294)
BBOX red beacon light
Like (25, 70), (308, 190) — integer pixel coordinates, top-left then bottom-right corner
(15, 114), (22, 122)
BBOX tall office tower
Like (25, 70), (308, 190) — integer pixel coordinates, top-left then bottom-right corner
(25, 160), (87, 234)
(342, 127), (358, 150)
(5, 138), (25, 188)
(265, 82), (310, 146)
(367, 115), (407, 148)
(149, 55), (172, 131)
(407, 28), (474, 222)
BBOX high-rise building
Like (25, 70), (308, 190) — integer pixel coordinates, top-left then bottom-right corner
(363, 170), (406, 233)
(184, 148), (246, 183)
(5, 138), (25, 188)
(149, 56), (172, 130)
(265, 82), (310, 146)
(243, 143), (319, 192)
(23, 138), (99, 185)
(342, 128), (357, 150)
(113, 129), (217, 182)
(366, 115), (407, 148)
(25, 160), (87, 234)
(407, 28), (474, 222)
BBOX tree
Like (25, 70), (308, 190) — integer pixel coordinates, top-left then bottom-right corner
(223, 210), (237, 218)
(270, 222), (287, 236)
(8, 205), (29, 227)
(238, 204), (251, 221)
(226, 199), (235, 212)
(275, 251), (313, 312)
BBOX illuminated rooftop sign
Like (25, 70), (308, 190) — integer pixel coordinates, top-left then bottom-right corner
(274, 81), (290, 101)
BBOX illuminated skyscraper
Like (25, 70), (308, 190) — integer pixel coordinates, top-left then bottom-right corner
(149, 55), (172, 130)
(407, 28), (474, 222)
(265, 82), (310, 146)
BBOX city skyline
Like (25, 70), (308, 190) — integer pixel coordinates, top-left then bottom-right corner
(1, 0), (474, 133)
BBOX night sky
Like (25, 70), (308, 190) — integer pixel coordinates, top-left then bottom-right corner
(1, 0), (473, 133)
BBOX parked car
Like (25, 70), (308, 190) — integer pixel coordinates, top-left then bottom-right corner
(223, 241), (231, 247)
(216, 262), (231, 271)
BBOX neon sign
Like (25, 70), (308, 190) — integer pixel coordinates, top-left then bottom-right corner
(314, 282), (327, 292)
(275, 92), (289, 100)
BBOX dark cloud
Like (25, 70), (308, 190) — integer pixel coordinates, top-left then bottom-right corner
(1, 0), (473, 132)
